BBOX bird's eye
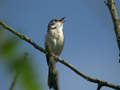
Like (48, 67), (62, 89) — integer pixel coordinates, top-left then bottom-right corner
(54, 20), (57, 22)
(50, 21), (55, 25)
(50, 23), (54, 25)
(48, 20), (57, 29)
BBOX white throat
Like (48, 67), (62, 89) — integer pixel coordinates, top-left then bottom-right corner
(56, 22), (63, 33)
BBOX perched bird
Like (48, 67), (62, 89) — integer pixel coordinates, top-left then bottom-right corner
(45, 17), (65, 90)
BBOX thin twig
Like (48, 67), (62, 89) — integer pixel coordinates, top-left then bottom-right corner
(0, 21), (120, 90)
(9, 52), (28, 90)
(97, 84), (102, 90)
(9, 73), (18, 90)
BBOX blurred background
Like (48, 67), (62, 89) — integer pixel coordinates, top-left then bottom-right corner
(0, 0), (120, 90)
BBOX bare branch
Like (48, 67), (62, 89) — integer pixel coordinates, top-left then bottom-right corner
(55, 55), (120, 89)
(0, 22), (46, 54)
(0, 21), (120, 89)
(105, 0), (120, 61)
(97, 84), (102, 90)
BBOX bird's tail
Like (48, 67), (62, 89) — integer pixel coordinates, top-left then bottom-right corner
(47, 55), (59, 90)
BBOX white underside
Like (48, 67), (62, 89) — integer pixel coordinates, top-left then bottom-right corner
(45, 28), (64, 56)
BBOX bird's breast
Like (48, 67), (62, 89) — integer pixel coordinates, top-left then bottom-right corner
(45, 30), (64, 56)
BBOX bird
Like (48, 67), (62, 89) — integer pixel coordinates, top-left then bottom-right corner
(45, 17), (65, 90)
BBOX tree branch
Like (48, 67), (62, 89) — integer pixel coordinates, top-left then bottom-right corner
(0, 21), (120, 90)
(105, 0), (120, 61)
(9, 73), (18, 90)
(0, 22), (46, 54)
(97, 84), (103, 90)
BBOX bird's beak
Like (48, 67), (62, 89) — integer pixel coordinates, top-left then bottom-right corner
(60, 17), (65, 23)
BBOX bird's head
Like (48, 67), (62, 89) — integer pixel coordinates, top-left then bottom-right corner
(48, 17), (65, 30)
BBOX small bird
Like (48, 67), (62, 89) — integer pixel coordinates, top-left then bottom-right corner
(45, 17), (65, 90)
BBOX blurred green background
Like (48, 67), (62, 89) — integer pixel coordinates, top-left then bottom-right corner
(0, 29), (44, 90)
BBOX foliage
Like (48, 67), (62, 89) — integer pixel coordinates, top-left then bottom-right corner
(0, 30), (44, 90)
